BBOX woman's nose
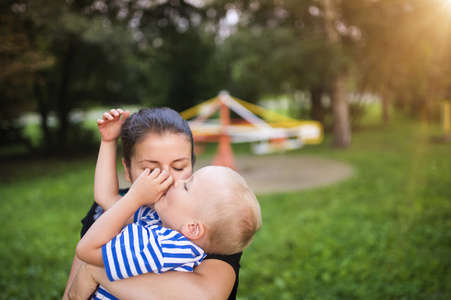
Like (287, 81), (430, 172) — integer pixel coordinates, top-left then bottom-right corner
(172, 179), (185, 188)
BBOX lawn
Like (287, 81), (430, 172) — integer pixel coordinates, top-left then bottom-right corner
(0, 114), (450, 299)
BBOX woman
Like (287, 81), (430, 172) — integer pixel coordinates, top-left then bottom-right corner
(64, 108), (241, 299)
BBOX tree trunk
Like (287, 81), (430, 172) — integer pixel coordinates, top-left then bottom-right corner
(56, 40), (75, 149)
(381, 78), (393, 124)
(310, 87), (325, 124)
(322, 0), (351, 148)
(331, 75), (351, 147)
(381, 89), (390, 124)
(34, 75), (53, 152)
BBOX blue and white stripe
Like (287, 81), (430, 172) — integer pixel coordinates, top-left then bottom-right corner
(103, 223), (205, 281)
(93, 206), (205, 299)
(92, 285), (118, 300)
(133, 205), (161, 227)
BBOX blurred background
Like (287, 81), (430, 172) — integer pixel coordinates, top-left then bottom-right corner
(0, 0), (450, 299)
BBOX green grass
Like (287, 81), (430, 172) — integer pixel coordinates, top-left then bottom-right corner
(0, 114), (450, 299)
(239, 117), (451, 299)
(0, 158), (96, 299)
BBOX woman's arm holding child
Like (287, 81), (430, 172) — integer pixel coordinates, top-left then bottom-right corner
(70, 260), (236, 300)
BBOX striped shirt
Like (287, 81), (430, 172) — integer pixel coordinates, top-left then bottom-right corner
(92, 206), (205, 300)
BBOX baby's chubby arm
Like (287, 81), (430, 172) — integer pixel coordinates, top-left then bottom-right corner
(76, 168), (173, 267)
(94, 108), (130, 211)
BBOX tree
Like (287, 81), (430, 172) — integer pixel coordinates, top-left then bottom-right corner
(0, 0), (144, 154)
(0, 1), (52, 128)
(135, 0), (220, 111)
(321, 0), (351, 147)
(210, 0), (353, 146)
(344, 0), (451, 123)
(1, 0), (220, 154)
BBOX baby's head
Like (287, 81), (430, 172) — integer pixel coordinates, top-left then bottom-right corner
(199, 166), (262, 255)
(155, 166), (262, 255)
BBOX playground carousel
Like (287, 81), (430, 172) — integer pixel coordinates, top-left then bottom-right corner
(180, 91), (323, 170)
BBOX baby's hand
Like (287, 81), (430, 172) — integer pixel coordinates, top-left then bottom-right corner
(129, 168), (173, 206)
(97, 108), (130, 142)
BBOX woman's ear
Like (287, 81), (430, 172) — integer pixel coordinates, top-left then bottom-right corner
(181, 222), (205, 241)
(122, 158), (131, 183)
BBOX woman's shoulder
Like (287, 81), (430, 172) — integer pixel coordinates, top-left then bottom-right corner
(204, 252), (242, 272)
(203, 252), (242, 300)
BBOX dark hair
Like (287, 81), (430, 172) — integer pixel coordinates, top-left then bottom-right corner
(120, 107), (195, 168)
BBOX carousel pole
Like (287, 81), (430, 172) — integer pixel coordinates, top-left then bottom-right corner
(212, 92), (237, 170)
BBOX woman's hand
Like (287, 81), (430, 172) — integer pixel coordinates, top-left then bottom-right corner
(67, 263), (99, 300)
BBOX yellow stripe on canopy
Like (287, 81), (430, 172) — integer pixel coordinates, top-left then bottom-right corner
(179, 97), (218, 120)
(232, 97), (301, 125)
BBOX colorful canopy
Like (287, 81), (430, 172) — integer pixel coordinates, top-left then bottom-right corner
(180, 91), (323, 155)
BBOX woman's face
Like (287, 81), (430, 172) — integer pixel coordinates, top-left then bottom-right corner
(123, 133), (193, 183)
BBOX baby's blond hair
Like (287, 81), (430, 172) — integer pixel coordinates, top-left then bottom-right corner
(200, 167), (262, 255)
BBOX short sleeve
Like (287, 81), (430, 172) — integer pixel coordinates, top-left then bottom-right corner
(102, 224), (205, 281)
(102, 223), (165, 281)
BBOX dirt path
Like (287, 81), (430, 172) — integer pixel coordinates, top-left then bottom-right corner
(119, 154), (354, 195)
(196, 155), (353, 194)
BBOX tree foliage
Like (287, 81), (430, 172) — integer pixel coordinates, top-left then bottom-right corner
(0, 0), (222, 154)
(2, 0), (451, 154)
(1, 0), (143, 154)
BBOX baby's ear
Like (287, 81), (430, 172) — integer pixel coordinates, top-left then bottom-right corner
(122, 158), (131, 182)
(181, 222), (205, 240)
